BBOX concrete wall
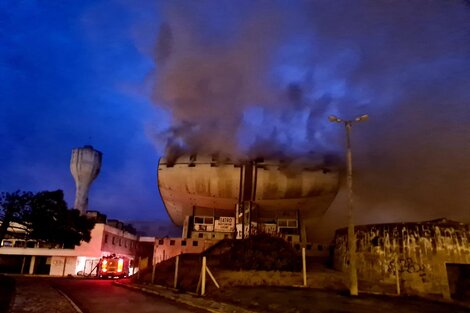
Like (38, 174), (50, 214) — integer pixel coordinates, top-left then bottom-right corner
(50, 256), (77, 276)
(334, 218), (470, 298)
(153, 238), (219, 264)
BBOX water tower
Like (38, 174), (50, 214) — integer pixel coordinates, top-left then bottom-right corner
(70, 145), (102, 215)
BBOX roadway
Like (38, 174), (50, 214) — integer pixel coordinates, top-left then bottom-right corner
(11, 277), (208, 313)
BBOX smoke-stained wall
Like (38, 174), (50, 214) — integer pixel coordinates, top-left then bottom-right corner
(334, 219), (470, 297)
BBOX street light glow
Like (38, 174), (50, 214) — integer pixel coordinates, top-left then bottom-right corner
(328, 115), (341, 123)
(355, 114), (369, 122)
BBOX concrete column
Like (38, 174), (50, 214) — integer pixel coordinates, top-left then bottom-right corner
(302, 247), (307, 287)
(20, 256), (26, 274)
(62, 257), (67, 276)
(29, 256), (36, 274)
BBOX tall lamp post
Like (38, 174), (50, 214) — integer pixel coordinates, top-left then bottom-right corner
(328, 113), (368, 296)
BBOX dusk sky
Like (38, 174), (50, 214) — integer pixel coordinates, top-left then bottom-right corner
(1, 1), (469, 239)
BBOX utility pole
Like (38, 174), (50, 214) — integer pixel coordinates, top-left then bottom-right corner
(328, 113), (368, 296)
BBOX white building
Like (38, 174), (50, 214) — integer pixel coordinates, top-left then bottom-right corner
(0, 222), (138, 276)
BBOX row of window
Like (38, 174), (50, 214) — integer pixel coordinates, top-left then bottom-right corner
(104, 234), (135, 249)
(194, 216), (298, 228)
(158, 239), (199, 247)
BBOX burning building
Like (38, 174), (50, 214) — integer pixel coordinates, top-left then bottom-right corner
(157, 154), (339, 245)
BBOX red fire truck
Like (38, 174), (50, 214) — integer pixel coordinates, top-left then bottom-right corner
(98, 255), (130, 278)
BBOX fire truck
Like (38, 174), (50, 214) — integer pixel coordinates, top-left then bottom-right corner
(98, 255), (130, 278)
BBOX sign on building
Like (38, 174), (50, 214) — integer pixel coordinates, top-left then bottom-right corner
(215, 217), (235, 232)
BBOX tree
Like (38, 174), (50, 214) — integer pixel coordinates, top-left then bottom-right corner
(0, 191), (33, 242)
(1, 190), (95, 248)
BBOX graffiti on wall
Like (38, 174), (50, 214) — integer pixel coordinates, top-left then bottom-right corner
(334, 218), (470, 294)
(387, 257), (425, 274)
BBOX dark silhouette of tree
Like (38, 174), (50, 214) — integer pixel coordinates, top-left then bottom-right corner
(0, 191), (33, 242)
(1, 190), (95, 248)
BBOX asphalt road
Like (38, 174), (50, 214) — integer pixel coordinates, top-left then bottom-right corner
(12, 277), (207, 313)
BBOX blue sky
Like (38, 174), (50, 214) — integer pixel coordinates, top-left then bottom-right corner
(1, 1), (469, 233)
(0, 1), (168, 221)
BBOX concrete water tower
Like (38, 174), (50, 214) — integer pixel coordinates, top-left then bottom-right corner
(70, 145), (102, 215)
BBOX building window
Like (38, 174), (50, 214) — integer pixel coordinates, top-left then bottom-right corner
(198, 233), (203, 238)
(182, 240), (187, 246)
(193, 216), (214, 232)
(192, 241), (198, 247)
(158, 239), (164, 245)
(278, 219), (297, 228)
(112, 237), (116, 245)
(170, 240), (175, 246)
(125, 240), (128, 248)
(119, 238), (122, 246)
(104, 234), (108, 244)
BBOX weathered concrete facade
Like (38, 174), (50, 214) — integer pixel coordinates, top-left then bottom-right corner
(334, 218), (470, 299)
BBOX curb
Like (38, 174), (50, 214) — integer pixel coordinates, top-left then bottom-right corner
(113, 281), (257, 313)
(55, 288), (84, 313)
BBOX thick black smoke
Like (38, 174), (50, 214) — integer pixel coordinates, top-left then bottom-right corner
(150, 0), (470, 238)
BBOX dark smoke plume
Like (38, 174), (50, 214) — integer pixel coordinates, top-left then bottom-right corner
(150, 0), (470, 237)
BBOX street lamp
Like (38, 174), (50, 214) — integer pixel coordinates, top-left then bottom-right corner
(328, 113), (368, 296)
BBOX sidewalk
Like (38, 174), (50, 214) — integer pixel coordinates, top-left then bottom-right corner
(115, 280), (470, 313)
(114, 280), (256, 313)
(10, 277), (77, 313)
